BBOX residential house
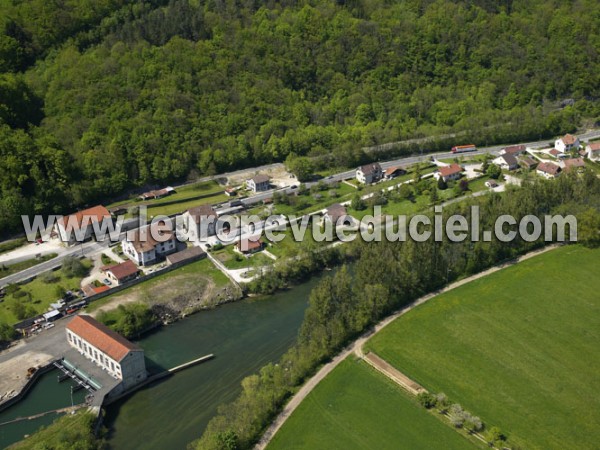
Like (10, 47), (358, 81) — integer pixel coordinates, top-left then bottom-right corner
(166, 247), (206, 266)
(323, 203), (349, 225)
(122, 224), (177, 266)
(555, 134), (580, 153)
(104, 260), (139, 285)
(563, 157), (586, 173)
(501, 144), (527, 156)
(586, 142), (600, 161)
(66, 315), (147, 392)
(484, 180), (499, 189)
(383, 166), (406, 179)
(536, 161), (561, 179)
(224, 187), (237, 197)
(247, 175), (270, 193)
(356, 163), (383, 184)
(493, 154), (519, 171)
(434, 164), (463, 183)
(54, 205), (112, 246)
(234, 239), (264, 255)
(519, 156), (538, 170)
(182, 204), (218, 241)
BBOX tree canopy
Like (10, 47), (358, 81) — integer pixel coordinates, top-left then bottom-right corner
(0, 0), (599, 234)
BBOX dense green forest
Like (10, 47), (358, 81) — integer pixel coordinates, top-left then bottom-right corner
(1, 0), (599, 234)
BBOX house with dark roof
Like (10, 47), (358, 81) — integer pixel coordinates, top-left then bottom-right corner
(323, 203), (349, 225)
(183, 204), (218, 240)
(434, 164), (463, 182)
(356, 163), (383, 184)
(104, 260), (139, 285)
(122, 223), (177, 265)
(537, 161), (561, 179)
(247, 174), (270, 192)
(54, 205), (112, 246)
(555, 133), (580, 153)
(66, 315), (147, 390)
(493, 154), (519, 171)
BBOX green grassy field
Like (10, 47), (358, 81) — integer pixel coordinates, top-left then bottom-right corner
(367, 245), (600, 450)
(107, 180), (228, 218)
(268, 357), (481, 450)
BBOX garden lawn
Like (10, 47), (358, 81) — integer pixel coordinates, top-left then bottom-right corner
(367, 245), (600, 450)
(267, 357), (481, 450)
(212, 246), (273, 271)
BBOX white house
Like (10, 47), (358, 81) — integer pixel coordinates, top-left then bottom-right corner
(536, 161), (561, 179)
(493, 154), (519, 171)
(586, 142), (600, 161)
(247, 174), (270, 193)
(555, 134), (580, 153)
(356, 163), (383, 184)
(122, 224), (176, 266)
(66, 315), (147, 392)
(434, 163), (463, 182)
(54, 205), (111, 246)
(182, 204), (218, 242)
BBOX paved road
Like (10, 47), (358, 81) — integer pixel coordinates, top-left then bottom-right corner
(3, 130), (600, 288)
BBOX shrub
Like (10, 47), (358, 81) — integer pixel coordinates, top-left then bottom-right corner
(417, 392), (436, 409)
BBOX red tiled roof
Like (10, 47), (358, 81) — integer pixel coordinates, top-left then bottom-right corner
(537, 162), (561, 175)
(106, 260), (138, 281)
(235, 239), (263, 252)
(57, 205), (110, 232)
(67, 315), (141, 362)
(549, 149), (560, 156)
(561, 134), (578, 145)
(438, 163), (462, 177)
(564, 158), (585, 169)
(384, 166), (405, 176)
(587, 143), (600, 152)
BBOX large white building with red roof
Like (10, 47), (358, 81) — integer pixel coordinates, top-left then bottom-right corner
(66, 315), (147, 390)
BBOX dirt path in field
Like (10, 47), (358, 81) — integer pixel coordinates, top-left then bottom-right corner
(255, 244), (560, 449)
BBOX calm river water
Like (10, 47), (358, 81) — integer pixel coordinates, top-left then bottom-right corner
(1, 277), (319, 449)
(104, 277), (320, 449)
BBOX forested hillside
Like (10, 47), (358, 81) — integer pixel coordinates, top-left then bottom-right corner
(1, 0), (599, 234)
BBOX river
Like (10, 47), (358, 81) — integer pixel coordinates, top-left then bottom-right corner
(103, 276), (320, 449)
(1, 277), (319, 449)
